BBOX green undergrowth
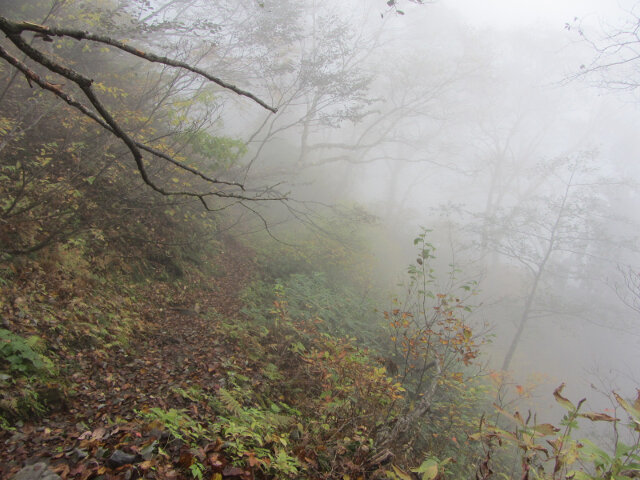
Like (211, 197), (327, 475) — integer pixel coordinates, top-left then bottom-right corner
(137, 291), (405, 479)
(240, 272), (384, 346)
(0, 234), (218, 427)
(222, 228), (640, 480)
(0, 328), (54, 425)
(2, 216), (639, 479)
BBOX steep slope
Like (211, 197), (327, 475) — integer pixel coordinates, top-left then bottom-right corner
(1, 237), (258, 479)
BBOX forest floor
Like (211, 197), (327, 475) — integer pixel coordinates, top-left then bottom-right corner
(1, 237), (258, 480)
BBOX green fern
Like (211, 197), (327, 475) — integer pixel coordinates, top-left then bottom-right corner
(265, 411), (295, 429)
(217, 388), (243, 416)
(0, 329), (54, 375)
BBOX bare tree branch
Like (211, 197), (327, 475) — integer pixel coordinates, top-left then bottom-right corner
(0, 17), (277, 112)
(0, 16), (286, 209)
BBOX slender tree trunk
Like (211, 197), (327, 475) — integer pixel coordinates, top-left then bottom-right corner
(384, 160), (404, 226)
(480, 157), (500, 253)
(377, 360), (442, 447)
(501, 172), (574, 370)
(501, 267), (542, 370)
(298, 96), (318, 165)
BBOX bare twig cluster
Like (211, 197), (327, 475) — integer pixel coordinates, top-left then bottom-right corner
(0, 16), (283, 211)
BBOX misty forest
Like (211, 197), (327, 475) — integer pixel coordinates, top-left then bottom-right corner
(3, 0), (640, 479)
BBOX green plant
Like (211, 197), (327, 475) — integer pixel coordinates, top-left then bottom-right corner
(173, 385), (206, 402)
(139, 407), (210, 478)
(211, 387), (301, 478)
(189, 461), (205, 480)
(242, 272), (383, 347)
(0, 381), (48, 425)
(0, 329), (54, 376)
(0, 414), (15, 432)
(473, 384), (640, 480)
(263, 363), (283, 381)
(140, 407), (208, 444)
(375, 229), (486, 470)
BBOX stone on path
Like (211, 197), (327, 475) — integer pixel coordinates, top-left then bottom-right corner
(13, 462), (61, 480)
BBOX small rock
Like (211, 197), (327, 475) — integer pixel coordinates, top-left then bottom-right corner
(107, 450), (138, 468)
(140, 440), (157, 460)
(65, 448), (88, 462)
(13, 462), (61, 480)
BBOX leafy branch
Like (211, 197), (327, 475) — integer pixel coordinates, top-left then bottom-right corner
(0, 16), (283, 211)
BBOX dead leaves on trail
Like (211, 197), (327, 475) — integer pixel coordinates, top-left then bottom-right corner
(0, 237), (258, 479)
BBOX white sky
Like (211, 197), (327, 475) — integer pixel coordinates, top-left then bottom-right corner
(444, 0), (637, 29)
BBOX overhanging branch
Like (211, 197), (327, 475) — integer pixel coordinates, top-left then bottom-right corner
(0, 17), (277, 113)
(0, 16), (285, 208)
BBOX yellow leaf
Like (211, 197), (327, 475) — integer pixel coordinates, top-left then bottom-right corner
(423, 463), (438, 480)
(553, 383), (575, 411)
(532, 423), (560, 435)
(614, 392), (640, 427)
(493, 403), (525, 426)
(392, 465), (413, 480)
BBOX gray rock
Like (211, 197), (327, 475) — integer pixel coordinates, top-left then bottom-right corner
(107, 450), (138, 468)
(13, 462), (61, 480)
(65, 448), (88, 462)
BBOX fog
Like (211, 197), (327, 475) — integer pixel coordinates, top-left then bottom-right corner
(161, 0), (640, 407)
(3, 0), (640, 462)
(218, 0), (640, 414)
(447, 0), (635, 28)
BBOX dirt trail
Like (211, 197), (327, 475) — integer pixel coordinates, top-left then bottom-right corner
(1, 237), (257, 479)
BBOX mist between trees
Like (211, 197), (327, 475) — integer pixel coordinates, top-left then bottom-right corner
(2, 0), (640, 479)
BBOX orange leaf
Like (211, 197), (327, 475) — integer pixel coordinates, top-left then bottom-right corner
(579, 412), (619, 422)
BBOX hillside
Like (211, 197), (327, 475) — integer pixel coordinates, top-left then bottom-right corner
(0, 223), (427, 479)
(3, 224), (639, 480)
(2, 1), (640, 478)
(1, 236), (259, 478)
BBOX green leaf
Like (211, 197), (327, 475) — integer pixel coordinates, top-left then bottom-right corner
(412, 459), (439, 480)
(580, 438), (612, 464)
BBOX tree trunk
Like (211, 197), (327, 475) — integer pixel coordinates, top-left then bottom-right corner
(500, 173), (574, 370)
(377, 360), (442, 447)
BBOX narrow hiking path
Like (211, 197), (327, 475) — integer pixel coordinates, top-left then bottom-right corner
(1, 237), (258, 479)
